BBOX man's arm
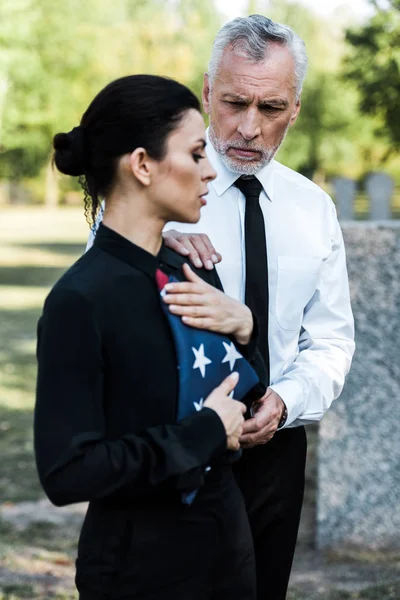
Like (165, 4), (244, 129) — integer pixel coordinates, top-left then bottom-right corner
(270, 204), (355, 428)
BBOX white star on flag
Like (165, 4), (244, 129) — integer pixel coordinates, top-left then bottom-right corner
(194, 398), (204, 411)
(192, 344), (212, 378)
(222, 341), (243, 371)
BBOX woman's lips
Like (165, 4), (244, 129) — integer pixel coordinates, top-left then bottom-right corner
(199, 191), (208, 206)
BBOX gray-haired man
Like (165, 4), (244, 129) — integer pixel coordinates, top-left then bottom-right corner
(163, 15), (355, 599)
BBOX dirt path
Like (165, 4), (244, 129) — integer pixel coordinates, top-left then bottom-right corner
(1, 496), (400, 600)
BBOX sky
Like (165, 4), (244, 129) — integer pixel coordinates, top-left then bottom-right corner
(215, 0), (375, 22)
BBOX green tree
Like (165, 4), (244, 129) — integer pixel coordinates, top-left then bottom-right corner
(344, 1), (400, 154)
(0, 0), (221, 204)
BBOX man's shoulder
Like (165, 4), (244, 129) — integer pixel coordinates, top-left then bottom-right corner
(272, 160), (331, 201)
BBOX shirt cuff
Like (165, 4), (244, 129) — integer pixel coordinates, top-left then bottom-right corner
(269, 378), (305, 428)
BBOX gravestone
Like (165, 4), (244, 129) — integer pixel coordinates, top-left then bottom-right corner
(332, 177), (357, 220)
(365, 172), (394, 220)
(317, 222), (400, 550)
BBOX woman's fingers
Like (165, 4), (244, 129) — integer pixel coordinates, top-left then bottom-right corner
(169, 304), (210, 318)
(182, 263), (204, 283)
(163, 290), (209, 306)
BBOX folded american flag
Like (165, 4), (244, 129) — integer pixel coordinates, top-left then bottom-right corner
(155, 269), (260, 504)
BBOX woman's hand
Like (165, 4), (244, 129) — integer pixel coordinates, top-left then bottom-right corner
(163, 263), (253, 345)
(203, 372), (246, 451)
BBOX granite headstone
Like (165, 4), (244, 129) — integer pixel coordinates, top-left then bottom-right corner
(317, 223), (400, 550)
(332, 177), (357, 220)
(365, 172), (394, 220)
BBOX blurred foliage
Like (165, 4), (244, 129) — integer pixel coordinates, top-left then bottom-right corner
(252, 0), (398, 178)
(0, 0), (400, 201)
(344, 0), (400, 155)
(0, 0), (220, 183)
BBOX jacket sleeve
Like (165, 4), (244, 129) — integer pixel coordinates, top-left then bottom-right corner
(34, 287), (226, 507)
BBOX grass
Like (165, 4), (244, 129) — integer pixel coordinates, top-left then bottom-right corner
(0, 207), (87, 598)
(0, 207), (88, 503)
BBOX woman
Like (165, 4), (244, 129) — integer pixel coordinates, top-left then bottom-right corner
(34, 75), (258, 600)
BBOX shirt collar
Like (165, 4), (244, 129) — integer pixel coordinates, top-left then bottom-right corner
(93, 223), (188, 279)
(205, 128), (274, 201)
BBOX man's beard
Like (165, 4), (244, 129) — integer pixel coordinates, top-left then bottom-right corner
(209, 124), (288, 176)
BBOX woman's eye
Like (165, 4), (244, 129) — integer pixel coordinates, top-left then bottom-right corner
(193, 153), (205, 163)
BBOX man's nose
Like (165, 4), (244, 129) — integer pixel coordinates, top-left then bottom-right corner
(237, 108), (261, 140)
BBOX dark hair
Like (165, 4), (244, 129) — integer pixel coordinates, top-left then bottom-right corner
(53, 75), (201, 226)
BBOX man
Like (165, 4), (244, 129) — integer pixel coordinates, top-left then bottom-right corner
(162, 15), (355, 600)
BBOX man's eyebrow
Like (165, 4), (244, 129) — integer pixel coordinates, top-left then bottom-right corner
(221, 93), (249, 102)
(221, 93), (288, 108)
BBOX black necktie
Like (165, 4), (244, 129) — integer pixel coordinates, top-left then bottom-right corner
(234, 177), (270, 384)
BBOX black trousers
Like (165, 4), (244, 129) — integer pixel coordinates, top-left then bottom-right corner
(233, 426), (307, 600)
(77, 466), (256, 600)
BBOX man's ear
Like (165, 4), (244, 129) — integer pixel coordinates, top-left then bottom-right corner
(290, 95), (301, 127)
(127, 147), (152, 186)
(202, 73), (211, 115)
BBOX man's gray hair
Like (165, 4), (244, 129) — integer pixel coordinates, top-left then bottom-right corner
(208, 14), (308, 99)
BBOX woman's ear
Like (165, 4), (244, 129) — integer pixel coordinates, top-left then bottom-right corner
(127, 147), (152, 186)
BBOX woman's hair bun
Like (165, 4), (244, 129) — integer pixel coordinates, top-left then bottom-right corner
(53, 126), (86, 176)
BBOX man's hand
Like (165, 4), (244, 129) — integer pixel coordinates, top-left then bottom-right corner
(163, 230), (222, 271)
(163, 264), (253, 344)
(240, 389), (286, 448)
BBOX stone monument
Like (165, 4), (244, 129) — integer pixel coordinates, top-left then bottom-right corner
(332, 177), (357, 220)
(317, 222), (400, 550)
(365, 172), (394, 220)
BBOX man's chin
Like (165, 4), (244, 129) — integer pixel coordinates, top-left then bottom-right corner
(220, 154), (267, 175)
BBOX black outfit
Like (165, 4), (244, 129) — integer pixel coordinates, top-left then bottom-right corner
(233, 176), (306, 600)
(34, 224), (256, 600)
(233, 428), (306, 600)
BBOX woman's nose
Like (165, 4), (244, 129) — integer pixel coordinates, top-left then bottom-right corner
(202, 157), (217, 183)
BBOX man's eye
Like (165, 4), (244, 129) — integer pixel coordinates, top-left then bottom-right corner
(225, 101), (245, 107)
(262, 105), (281, 112)
(193, 153), (205, 163)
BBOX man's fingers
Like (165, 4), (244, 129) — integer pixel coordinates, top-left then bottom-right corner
(162, 232), (221, 268)
(188, 234), (215, 270)
(240, 430), (274, 446)
(162, 230), (190, 256)
(198, 234), (221, 267)
(168, 234), (204, 268)
(241, 417), (260, 435)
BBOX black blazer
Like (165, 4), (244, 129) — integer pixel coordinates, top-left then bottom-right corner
(34, 224), (265, 508)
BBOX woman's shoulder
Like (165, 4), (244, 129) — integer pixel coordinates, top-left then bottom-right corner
(160, 246), (223, 290)
(43, 246), (114, 314)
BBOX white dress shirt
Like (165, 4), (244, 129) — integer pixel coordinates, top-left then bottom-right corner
(87, 135), (355, 428)
(164, 135), (355, 428)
